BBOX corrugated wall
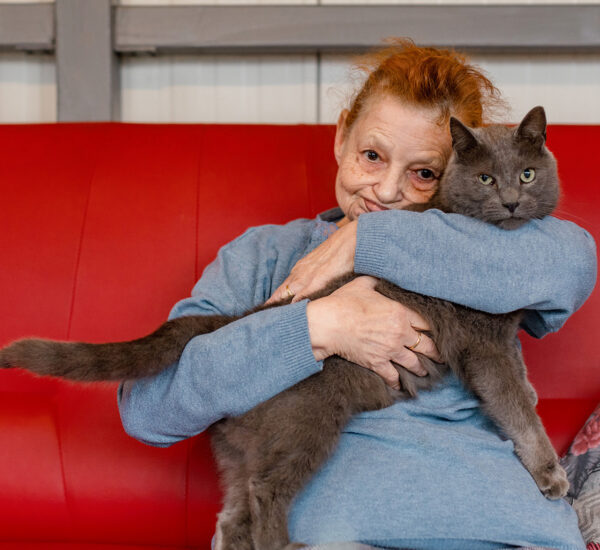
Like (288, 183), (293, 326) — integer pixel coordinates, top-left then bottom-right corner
(0, 52), (56, 123)
(1, 0), (600, 124)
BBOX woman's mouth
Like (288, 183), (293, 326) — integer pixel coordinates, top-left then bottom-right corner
(363, 198), (390, 212)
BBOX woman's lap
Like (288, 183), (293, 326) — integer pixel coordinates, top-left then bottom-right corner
(303, 545), (553, 550)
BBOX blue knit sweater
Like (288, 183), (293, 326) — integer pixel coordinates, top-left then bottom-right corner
(119, 208), (597, 549)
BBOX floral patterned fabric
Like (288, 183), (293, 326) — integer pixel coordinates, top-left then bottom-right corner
(561, 404), (600, 547)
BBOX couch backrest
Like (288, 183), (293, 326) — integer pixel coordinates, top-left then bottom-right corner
(0, 123), (598, 546)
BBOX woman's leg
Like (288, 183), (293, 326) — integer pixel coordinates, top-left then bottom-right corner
(303, 545), (552, 550)
(303, 545), (390, 550)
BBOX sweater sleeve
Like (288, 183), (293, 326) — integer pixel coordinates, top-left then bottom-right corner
(118, 221), (323, 447)
(354, 209), (597, 338)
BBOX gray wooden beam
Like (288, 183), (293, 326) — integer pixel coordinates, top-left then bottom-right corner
(114, 5), (600, 54)
(0, 3), (54, 52)
(2, 4), (600, 55)
(56, 0), (119, 121)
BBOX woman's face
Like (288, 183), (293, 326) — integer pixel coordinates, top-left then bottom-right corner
(334, 96), (452, 225)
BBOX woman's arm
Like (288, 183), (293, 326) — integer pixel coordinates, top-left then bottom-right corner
(273, 210), (596, 338)
(354, 210), (597, 337)
(119, 301), (320, 446)
(118, 220), (324, 447)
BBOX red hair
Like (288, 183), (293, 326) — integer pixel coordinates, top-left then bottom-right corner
(344, 39), (503, 132)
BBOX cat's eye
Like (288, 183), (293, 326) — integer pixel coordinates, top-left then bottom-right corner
(364, 150), (379, 162)
(478, 174), (494, 186)
(520, 168), (536, 183)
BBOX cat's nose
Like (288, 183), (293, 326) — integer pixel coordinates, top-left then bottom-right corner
(503, 202), (519, 213)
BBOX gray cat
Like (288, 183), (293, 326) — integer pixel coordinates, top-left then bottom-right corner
(0, 106), (568, 550)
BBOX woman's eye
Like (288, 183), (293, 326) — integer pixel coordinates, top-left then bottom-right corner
(520, 168), (536, 183)
(417, 169), (436, 181)
(478, 174), (494, 186)
(364, 150), (379, 162)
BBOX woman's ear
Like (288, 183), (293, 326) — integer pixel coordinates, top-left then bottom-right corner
(334, 109), (349, 164)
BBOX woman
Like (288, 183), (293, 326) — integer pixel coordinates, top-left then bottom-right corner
(118, 40), (596, 549)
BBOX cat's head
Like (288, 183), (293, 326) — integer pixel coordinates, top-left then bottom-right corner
(439, 106), (559, 230)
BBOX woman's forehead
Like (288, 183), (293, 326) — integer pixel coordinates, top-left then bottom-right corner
(350, 96), (452, 157)
(354, 96), (446, 135)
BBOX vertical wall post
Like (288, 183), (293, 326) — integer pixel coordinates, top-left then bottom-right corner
(56, 0), (119, 121)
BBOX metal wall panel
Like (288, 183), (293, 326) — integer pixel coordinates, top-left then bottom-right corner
(118, 0), (600, 4)
(322, 0), (600, 4)
(3, 51), (600, 124)
(319, 52), (600, 124)
(121, 55), (318, 123)
(0, 0), (54, 122)
(473, 53), (600, 124)
(119, 0), (315, 5)
(0, 52), (55, 123)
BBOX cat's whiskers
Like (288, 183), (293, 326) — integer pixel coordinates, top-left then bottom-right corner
(551, 207), (589, 225)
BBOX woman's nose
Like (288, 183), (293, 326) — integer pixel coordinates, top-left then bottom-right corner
(373, 169), (404, 203)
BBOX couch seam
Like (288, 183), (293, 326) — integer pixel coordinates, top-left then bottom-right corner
(52, 392), (77, 535)
(66, 160), (96, 340)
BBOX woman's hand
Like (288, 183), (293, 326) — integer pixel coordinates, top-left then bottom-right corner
(306, 276), (440, 390)
(267, 220), (358, 304)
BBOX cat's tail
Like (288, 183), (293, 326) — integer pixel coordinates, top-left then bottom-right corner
(0, 315), (234, 382)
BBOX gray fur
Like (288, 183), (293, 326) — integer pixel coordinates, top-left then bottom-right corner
(0, 106), (567, 550)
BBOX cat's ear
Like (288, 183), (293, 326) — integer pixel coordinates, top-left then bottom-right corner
(515, 106), (547, 149)
(450, 117), (479, 159)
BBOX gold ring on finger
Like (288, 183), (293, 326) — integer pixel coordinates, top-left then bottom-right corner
(407, 332), (422, 351)
(285, 285), (295, 298)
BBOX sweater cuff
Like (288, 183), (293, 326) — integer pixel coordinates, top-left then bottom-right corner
(276, 299), (324, 383)
(354, 211), (395, 279)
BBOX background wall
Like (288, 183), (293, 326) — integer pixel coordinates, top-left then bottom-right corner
(1, 0), (599, 124)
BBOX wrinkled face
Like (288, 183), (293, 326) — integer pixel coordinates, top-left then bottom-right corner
(334, 96), (452, 225)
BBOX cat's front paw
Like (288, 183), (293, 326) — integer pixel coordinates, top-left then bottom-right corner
(214, 518), (255, 550)
(533, 460), (569, 499)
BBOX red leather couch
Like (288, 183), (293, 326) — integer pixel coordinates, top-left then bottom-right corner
(0, 123), (598, 550)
